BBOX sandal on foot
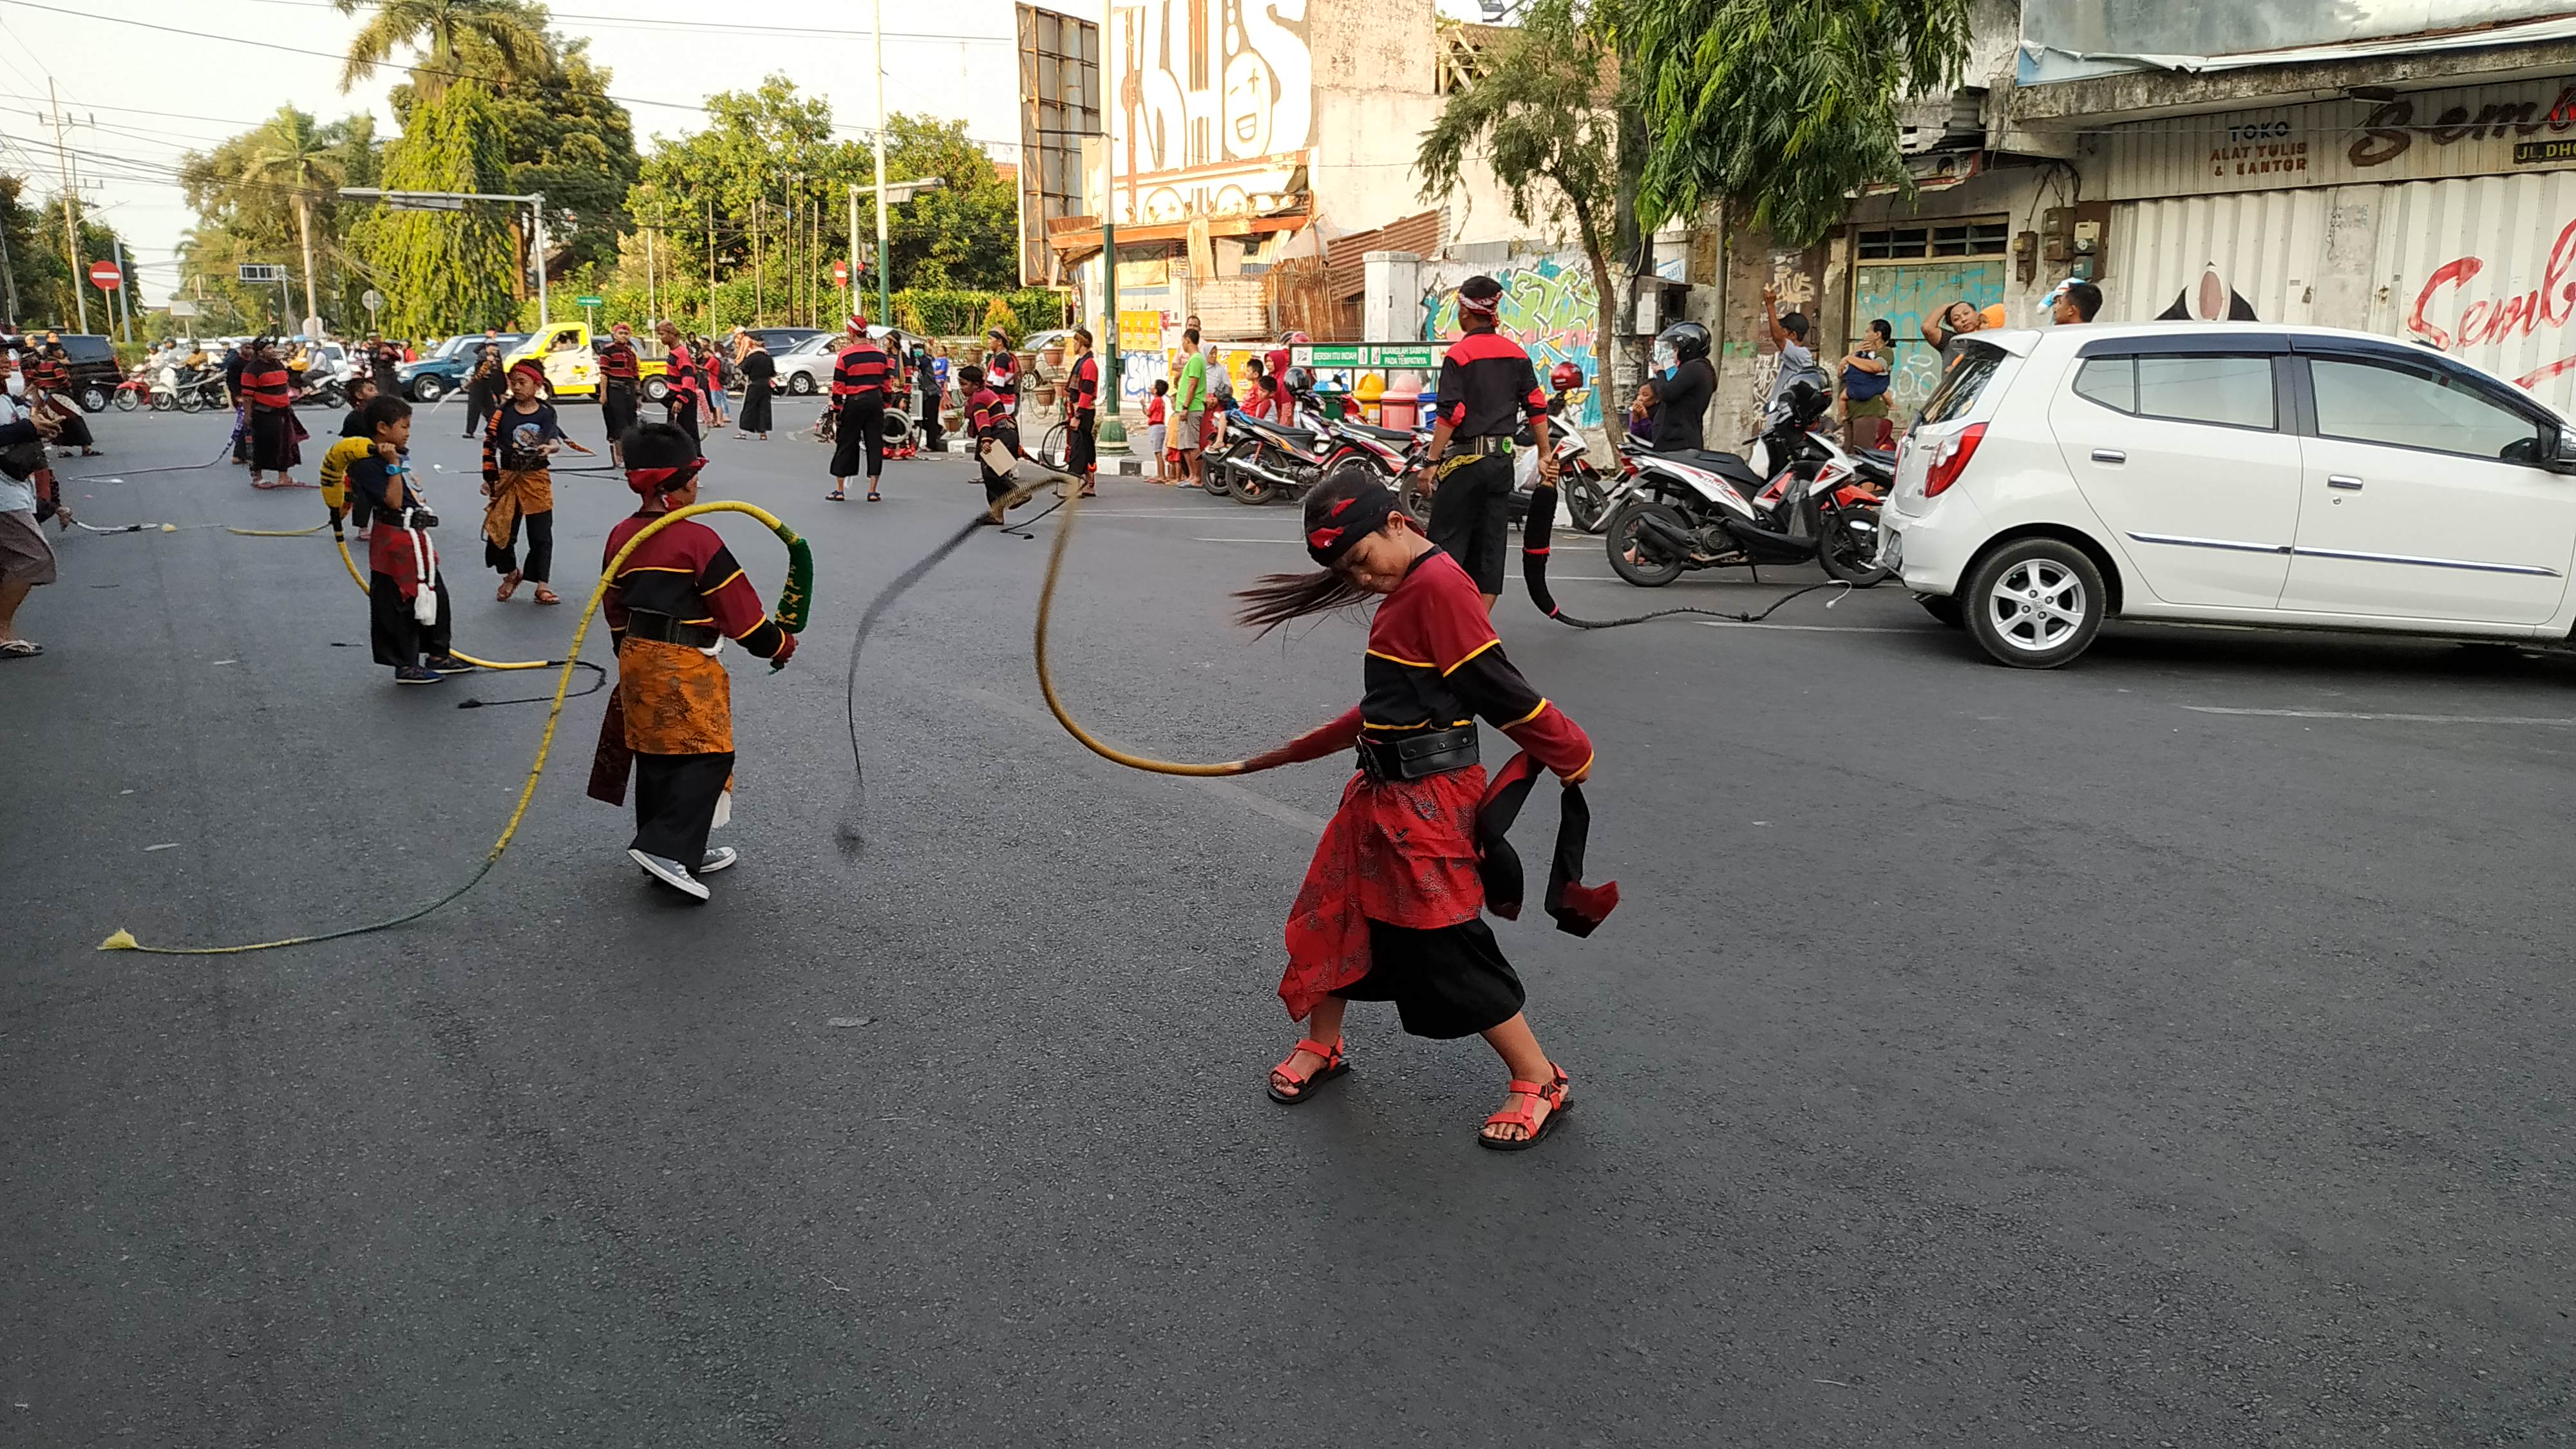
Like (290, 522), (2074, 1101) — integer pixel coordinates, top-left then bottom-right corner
(1477, 1064), (1569, 1151)
(826, 490), (848, 502)
(0, 638), (42, 658)
(1267, 1037), (1350, 1104)
(866, 489), (882, 502)
(532, 587), (562, 605)
(496, 569), (523, 602)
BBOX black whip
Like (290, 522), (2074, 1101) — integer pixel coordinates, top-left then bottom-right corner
(56, 437), (234, 482)
(836, 515), (987, 851)
(1520, 482), (1853, 628)
(456, 660), (608, 708)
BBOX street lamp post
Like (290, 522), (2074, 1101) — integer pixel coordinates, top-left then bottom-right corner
(1097, 86), (1126, 456)
(339, 187), (550, 326)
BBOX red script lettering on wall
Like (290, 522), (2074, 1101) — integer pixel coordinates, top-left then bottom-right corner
(2407, 214), (2576, 379)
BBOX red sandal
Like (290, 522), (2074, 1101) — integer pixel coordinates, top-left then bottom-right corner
(1267, 1037), (1349, 1104)
(1477, 1063), (1569, 1151)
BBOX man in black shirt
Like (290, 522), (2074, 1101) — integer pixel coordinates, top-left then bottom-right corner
(223, 343), (252, 464)
(1422, 274), (1552, 612)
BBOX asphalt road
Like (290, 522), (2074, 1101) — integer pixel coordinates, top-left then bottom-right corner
(3, 400), (2570, 1446)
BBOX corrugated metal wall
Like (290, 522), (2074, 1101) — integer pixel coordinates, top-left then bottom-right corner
(2109, 171), (2576, 414)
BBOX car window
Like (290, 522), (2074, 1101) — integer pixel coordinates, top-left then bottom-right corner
(2071, 356), (2134, 413)
(2309, 357), (2544, 462)
(1918, 342), (2003, 425)
(2135, 355), (2273, 429)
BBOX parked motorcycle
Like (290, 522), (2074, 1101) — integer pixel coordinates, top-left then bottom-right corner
(1602, 383), (1891, 588)
(1394, 387), (1610, 531)
(113, 368), (153, 412)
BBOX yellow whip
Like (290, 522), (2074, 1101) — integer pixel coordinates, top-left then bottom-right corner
(100, 501), (804, 954)
(1032, 486), (1251, 777)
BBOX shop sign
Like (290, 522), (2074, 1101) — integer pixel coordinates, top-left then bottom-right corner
(1294, 343), (1443, 369)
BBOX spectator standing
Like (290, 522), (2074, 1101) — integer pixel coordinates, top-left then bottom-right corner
(0, 383), (66, 658)
(1173, 328), (1208, 488)
(1759, 285), (1830, 412)
(1839, 318), (1895, 451)
(2050, 279), (2103, 325)
(736, 335), (776, 440)
(1063, 327), (1100, 498)
(1142, 380), (1168, 482)
(1922, 299), (2003, 373)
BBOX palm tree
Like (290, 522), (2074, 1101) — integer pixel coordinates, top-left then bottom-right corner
(332, 0), (542, 100)
(238, 109), (346, 330)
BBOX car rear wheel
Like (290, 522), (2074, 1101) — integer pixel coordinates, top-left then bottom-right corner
(787, 372), (815, 395)
(77, 384), (109, 413)
(1963, 538), (2104, 668)
(411, 374), (448, 402)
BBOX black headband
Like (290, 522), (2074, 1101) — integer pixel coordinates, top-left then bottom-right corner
(1305, 484), (1398, 566)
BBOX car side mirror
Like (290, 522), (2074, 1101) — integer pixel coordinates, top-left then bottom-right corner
(2555, 431), (2576, 471)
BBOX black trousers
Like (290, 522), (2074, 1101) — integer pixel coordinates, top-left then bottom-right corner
(920, 386), (942, 452)
(831, 396), (885, 480)
(603, 383), (638, 445)
(668, 393), (700, 442)
(738, 380), (773, 434)
(1426, 453), (1513, 595)
(632, 751), (732, 866)
(1337, 918), (1527, 1039)
(464, 383), (500, 435)
(979, 425), (1023, 504)
(368, 571), (453, 667)
(1068, 406), (1097, 473)
(486, 509), (552, 582)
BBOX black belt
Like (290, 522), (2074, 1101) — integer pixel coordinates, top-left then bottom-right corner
(621, 611), (721, 649)
(1452, 435), (1514, 457)
(603, 377), (637, 390)
(1357, 724), (1480, 781)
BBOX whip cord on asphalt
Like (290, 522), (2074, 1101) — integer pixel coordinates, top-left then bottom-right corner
(1519, 480), (1855, 629)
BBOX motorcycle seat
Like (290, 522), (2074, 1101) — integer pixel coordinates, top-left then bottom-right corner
(1642, 447), (1755, 473)
(1247, 421), (1320, 448)
(1855, 445), (1897, 467)
(1336, 420), (1414, 443)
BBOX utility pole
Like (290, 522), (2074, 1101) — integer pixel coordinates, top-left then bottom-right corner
(645, 216), (657, 323)
(531, 193), (549, 327)
(1097, 68), (1126, 456)
(847, 183), (860, 322)
(872, 0), (891, 328)
(753, 196), (764, 325)
(48, 80), (87, 333)
(111, 235), (131, 342)
(706, 194), (716, 333)
(0, 214), (19, 323)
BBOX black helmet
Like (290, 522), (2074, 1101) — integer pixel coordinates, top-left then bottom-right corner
(1283, 365), (1312, 392)
(1655, 320), (1711, 365)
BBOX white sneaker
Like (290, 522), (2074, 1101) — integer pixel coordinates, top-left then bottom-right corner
(698, 846), (738, 875)
(629, 848), (710, 901)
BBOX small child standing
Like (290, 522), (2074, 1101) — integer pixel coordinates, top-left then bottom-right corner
(316, 375), (379, 539)
(1142, 380), (1169, 483)
(350, 395), (471, 685)
(482, 359), (593, 605)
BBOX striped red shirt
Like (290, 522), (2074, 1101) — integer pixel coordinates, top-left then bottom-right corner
(240, 364), (295, 412)
(832, 339), (889, 399)
(665, 343), (701, 401)
(596, 340), (639, 383)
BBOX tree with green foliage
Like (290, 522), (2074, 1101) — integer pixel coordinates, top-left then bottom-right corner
(352, 82), (519, 337)
(1417, 0), (1626, 415)
(0, 175), (132, 332)
(334, 0), (543, 100)
(1615, 0), (1977, 245)
(388, 0), (639, 275)
(179, 109), (383, 332)
(875, 114), (1020, 290)
(236, 109), (346, 328)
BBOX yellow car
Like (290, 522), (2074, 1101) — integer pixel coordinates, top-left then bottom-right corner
(504, 322), (674, 402)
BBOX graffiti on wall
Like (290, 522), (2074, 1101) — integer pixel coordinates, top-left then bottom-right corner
(1849, 259), (2005, 417)
(1113, 0), (1312, 225)
(2407, 213), (2576, 387)
(1420, 256), (1602, 426)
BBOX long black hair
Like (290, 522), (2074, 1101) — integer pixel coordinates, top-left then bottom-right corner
(1232, 469), (1390, 636)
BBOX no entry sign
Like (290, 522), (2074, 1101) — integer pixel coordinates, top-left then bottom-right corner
(831, 260), (849, 287)
(88, 260), (120, 290)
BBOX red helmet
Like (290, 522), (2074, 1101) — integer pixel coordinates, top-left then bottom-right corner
(1549, 361), (1583, 392)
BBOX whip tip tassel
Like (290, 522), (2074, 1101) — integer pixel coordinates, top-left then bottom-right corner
(98, 929), (140, 951)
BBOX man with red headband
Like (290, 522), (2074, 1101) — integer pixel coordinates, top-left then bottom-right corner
(826, 315), (891, 503)
(1423, 274), (1553, 612)
(596, 321), (641, 463)
(589, 422), (798, 901)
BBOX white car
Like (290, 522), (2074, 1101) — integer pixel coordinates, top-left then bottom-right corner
(1880, 320), (2576, 668)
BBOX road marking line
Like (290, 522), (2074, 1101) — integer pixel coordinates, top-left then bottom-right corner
(2183, 705), (2576, 726)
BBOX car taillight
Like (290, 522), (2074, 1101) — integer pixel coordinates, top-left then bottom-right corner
(1922, 423), (1986, 498)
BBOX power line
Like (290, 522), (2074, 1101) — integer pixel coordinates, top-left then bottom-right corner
(232, 0), (1014, 45)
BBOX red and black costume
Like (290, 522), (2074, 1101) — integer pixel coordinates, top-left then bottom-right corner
(829, 330), (890, 487)
(663, 339), (703, 440)
(356, 448), (455, 671)
(1066, 348), (1101, 480)
(967, 381), (1020, 510)
(240, 355), (306, 477)
(1257, 519), (1615, 1037)
(1430, 328), (1547, 594)
(588, 465), (795, 870)
(596, 333), (641, 444)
